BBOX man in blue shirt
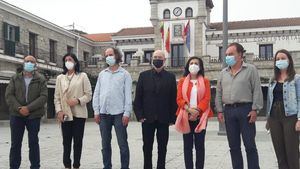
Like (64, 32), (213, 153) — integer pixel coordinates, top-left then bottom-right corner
(93, 47), (132, 169)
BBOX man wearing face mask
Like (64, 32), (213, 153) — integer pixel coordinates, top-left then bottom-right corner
(133, 50), (177, 169)
(5, 55), (48, 169)
(93, 47), (132, 169)
(215, 43), (263, 169)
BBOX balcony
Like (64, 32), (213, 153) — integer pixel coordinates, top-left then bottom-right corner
(0, 38), (56, 64)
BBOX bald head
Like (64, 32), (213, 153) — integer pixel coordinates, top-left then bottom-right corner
(153, 50), (165, 60)
(152, 50), (166, 71)
(24, 55), (37, 64)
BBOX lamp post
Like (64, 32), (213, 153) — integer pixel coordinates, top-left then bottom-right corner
(218, 0), (228, 135)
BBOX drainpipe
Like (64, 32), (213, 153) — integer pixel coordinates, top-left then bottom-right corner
(76, 35), (81, 58)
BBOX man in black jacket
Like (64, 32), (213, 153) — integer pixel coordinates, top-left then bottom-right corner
(134, 50), (177, 169)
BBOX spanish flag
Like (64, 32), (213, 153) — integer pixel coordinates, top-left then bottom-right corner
(165, 27), (170, 53)
(160, 22), (164, 40)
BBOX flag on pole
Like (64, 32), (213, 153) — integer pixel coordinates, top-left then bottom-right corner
(183, 20), (191, 53)
(160, 22), (164, 40)
(165, 27), (170, 53)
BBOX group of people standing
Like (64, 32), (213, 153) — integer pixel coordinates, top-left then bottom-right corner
(4, 42), (300, 169)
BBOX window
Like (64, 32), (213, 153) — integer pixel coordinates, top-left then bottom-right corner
(49, 39), (57, 62)
(218, 46), (223, 61)
(185, 7), (193, 18)
(163, 9), (170, 19)
(171, 44), (184, 67)
(173, 25), (183, 37)
(67, 46), (73, 54)
(144, 50), (154, 63)
(29, 32), (37, 57)
(259, 44), (273, 59)
(83, 51), (89, 67)
(3, 23), (20, 42)
(3, 22), (19, 56)
(89, 55), (99, 66)
(124, 51), (135, 65)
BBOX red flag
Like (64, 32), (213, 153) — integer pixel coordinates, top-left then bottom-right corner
(165, 27), (170, 53)
(182, 20), (190, 40)
(160, 22), (164, 40)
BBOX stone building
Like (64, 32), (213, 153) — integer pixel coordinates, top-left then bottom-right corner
(0, 1), (95, 119)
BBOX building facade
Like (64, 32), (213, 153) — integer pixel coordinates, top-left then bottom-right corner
(1, 0), (300, 120)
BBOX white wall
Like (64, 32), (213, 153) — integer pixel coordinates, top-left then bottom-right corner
(206, 26), (300, 58)
(157, 1), (198, 20)
(157, 1), (199, 58)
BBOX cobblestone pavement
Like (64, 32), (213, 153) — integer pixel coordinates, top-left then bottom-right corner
(0, 120), (277, 169)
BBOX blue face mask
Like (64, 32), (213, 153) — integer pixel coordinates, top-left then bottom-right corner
(225, 55), (236, 66)
(106, 56), (116, 66)
(276, 60), (289, 70)
(24, 62), (35, 72)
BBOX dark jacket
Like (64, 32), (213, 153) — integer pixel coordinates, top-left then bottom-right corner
(5, 72), (48, 119)
(133, 69), (177, 124)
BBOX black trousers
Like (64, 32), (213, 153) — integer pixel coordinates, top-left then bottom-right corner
(183, 120), (206, 169)
(61, 117), (86, 168)
(269, 101), (299, 169)
(142, 121), (169, 169)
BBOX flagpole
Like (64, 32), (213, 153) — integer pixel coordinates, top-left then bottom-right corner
(218, 0), (228, 136)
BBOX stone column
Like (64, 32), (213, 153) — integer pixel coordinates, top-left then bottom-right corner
(97, 55), (106, 68)
(130, 51), (142, 67)
(195, 0), (207, 57)
(150, 0), (161, 50)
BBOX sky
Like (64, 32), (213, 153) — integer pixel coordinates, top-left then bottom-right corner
(2, 0), (300, 34)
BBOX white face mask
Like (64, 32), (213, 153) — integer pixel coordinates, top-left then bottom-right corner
(65, 61), (75, 70)
(189, 64), (200, 75)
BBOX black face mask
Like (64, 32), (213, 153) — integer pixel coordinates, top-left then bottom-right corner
(153, 59), (164, 69)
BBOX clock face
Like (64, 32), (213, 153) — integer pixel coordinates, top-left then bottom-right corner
(173, 7), (182, 17)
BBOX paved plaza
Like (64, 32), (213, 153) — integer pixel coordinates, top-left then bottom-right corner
(0, 119), (278, 169)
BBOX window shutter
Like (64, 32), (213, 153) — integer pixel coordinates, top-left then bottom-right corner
(3, 22), (8, 40)
(15, 26), (20, 42)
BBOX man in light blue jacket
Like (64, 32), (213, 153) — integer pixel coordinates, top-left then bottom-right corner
(93, 47), (132, 169)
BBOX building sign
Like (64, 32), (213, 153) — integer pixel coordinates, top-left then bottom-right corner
(231, 33), (300, 43)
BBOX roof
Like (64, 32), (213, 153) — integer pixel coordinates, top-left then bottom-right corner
(82, 17), (300, 41)
(113, 27), (154, 37)
(209, 17), (300, 31)
(81, 33), (114, 42)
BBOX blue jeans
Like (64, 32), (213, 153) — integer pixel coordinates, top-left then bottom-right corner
(99, 113), (129, 169)
(9, 116), (41, 169)
(183, 120), (206, 169)
(224, 104), (260, 169)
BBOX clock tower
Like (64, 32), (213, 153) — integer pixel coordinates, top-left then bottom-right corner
(150, 0), (214, 67)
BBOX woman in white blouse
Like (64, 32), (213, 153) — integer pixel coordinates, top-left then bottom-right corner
(175, 56), (213, 169)
(54, 53), (92, 169)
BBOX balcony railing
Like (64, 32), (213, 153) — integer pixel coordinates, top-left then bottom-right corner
(253, 55), (273, 61)
(0, 38), (55, 64)
(167, 57), (188, 68)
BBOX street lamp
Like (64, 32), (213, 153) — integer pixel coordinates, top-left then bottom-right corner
(218, 0), (228, 136)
